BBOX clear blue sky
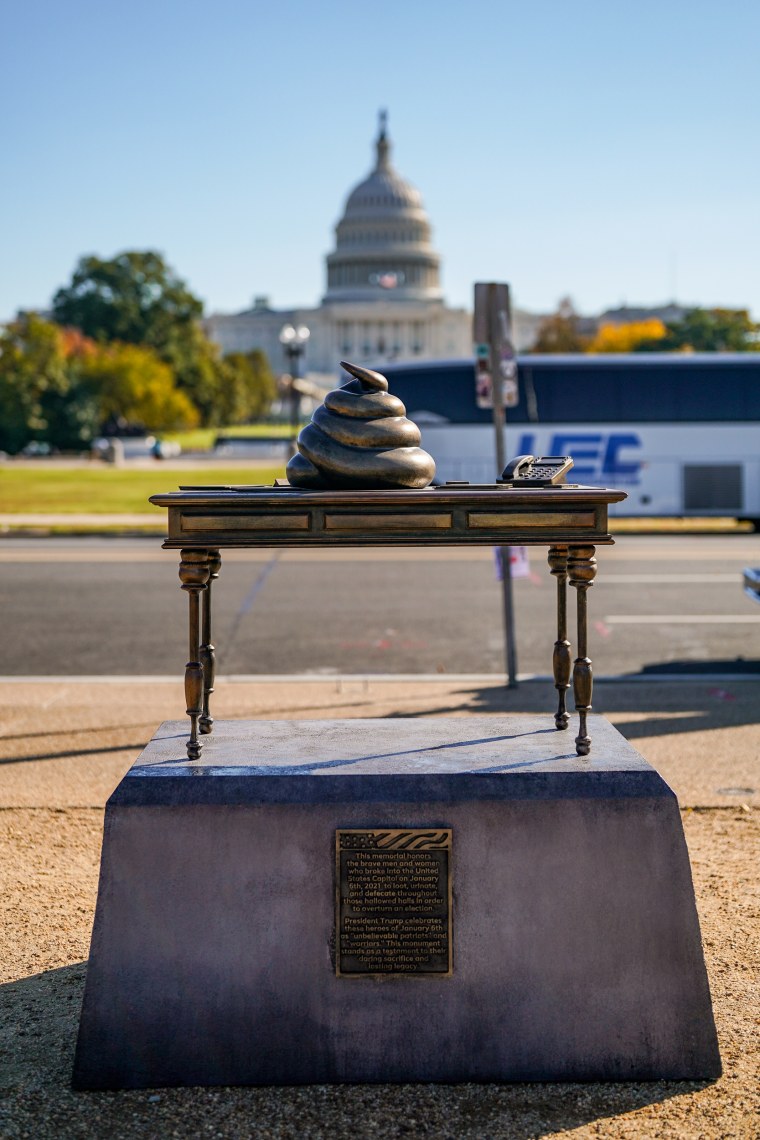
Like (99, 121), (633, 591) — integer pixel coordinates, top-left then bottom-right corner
(3, 0), (758, 323)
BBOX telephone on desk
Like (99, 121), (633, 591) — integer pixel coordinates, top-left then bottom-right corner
(499, 455), (574, 486)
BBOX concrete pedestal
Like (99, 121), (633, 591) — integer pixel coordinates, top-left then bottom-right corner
(74, 716), (720, 1088)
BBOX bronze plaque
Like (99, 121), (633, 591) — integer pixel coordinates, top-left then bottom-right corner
(335, 829), (452, 977)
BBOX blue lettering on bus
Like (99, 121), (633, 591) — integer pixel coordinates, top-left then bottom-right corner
(515, 431), (642, 484)
(602, 433), (641, 480)
(548, 434), (603, 478)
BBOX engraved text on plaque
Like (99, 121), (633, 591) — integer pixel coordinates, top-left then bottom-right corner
(336, 829), (452, 977)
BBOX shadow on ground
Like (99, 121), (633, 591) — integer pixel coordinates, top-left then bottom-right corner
(380, 674), (760, 743)
(640, 659), (760, 676)
(0, 742), (151, 766)
(0, 964), (707, 1140)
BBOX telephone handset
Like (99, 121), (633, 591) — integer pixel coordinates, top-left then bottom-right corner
(500, 454), (574, 486)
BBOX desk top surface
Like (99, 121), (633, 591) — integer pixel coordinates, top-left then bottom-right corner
(150, 482), (626, 507)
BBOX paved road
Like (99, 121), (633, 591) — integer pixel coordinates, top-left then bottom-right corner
(2, 535), (759, 677)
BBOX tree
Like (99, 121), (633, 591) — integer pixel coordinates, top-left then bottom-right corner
(166, 322), (226, 426)
(52, 251), (203, 350)
(0, 314), (199, 453)
(81, 344), (199, 432)
(530, 298), (589, 353)
(649, 308), (759, 352)
(586, 318), (666, 354)
(0, 314), (100, 453)
(51, 250), (238, 425)
(217, 350), (276, 424)
(52, 250), (206, 418)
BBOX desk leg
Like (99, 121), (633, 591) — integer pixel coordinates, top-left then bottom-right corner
(568, 545), (597, 756)
(199, 550), (221, 735)
(179, 550), (210, 761)
(548, 545), (571, 729)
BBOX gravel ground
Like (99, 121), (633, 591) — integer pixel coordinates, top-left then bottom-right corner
(1, 807), (757, 1139)
(1, 680), (758, 1138)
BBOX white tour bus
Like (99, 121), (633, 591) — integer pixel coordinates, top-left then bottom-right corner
(381, 354), (760, 524)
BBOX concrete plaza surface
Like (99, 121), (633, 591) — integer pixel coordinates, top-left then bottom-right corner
(1, 677), (758, 1137)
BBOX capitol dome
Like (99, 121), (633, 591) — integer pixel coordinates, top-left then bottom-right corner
(324, 113), (443, 304)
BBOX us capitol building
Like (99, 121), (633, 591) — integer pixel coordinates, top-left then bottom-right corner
(205, 115), (479, 378)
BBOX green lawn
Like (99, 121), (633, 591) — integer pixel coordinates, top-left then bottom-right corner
(164, 423), (302, 450)
(0, 466), (285, 514)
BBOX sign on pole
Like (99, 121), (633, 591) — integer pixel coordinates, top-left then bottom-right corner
(473, 285), (519, 412)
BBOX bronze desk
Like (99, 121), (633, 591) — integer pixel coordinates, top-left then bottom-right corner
(149, 483), (626, 761)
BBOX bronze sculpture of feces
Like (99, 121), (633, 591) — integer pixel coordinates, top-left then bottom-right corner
(286, 361), (436, 490)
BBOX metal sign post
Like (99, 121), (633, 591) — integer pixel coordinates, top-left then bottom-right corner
(473, 282), (519, 688)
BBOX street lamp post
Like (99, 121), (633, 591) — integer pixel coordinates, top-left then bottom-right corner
(279, 324), (310, 457)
